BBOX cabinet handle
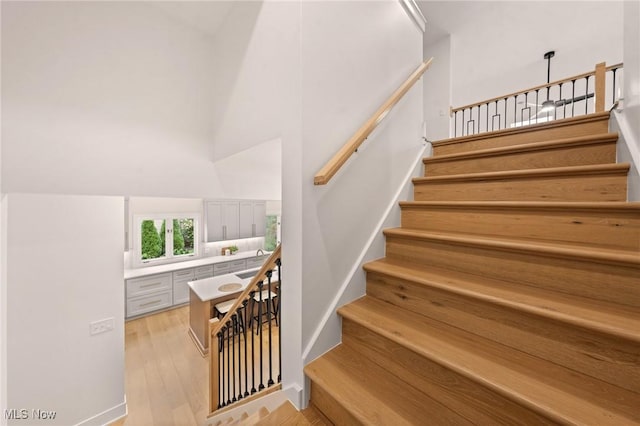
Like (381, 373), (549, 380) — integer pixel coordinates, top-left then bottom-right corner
(252, 223), (256, 237)
(140, 299), (162, 307)
(140, 282), (162, 288)
(223, 225), (227, 240)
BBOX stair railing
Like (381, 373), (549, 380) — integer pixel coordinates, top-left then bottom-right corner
(451, 61), (623, 137)
(314, 58), (434, 185)
(208, 245), (282, 415)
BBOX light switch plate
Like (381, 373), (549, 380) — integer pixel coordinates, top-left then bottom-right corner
(90, 318), (114, 336)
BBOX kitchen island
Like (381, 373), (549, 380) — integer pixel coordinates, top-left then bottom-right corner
(188, 272), (254, 356)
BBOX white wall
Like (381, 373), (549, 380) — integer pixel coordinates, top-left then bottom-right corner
(623, 0), (640, 147)
(418, 1), (624, 132)
(447, 1), (624, 108)
(4, 194), (125, 425)
(423, 35), (451, 140)
(298, 0), (424, 363)
(1, 2), (225, 199)
(209, 2), (296, 163)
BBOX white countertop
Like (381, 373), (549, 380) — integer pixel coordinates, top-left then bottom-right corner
(124, 250), (270, 280)
(188, 268), (279, 302)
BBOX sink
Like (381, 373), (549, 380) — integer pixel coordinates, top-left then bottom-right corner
(235, 270), (258, 279)
(218, 283), (242, 293)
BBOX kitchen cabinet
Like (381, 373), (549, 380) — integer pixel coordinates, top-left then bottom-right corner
(213, 259), (246, 275)
(239, 201), (266, 238)
(205, 201), (239, 242)
(126, 273), (173, 317)
(172, 269), (195, 305)
(246, 254), (269, 269)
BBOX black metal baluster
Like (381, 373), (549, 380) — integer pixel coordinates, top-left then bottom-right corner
(221, 326), (226, 407)
(242, 299), (249, 397)
(612, 68), (618, 104)
(462, 109), (466, 136)
(560, 82), (566, 119)
(257, 280), (265, 391)
(485, 102), (489, 133)
(266, 270), (274, 387)
(503, 98), (508, 129)
(585, 76), (590, 114)
(233, 314), (242, 402)
(249, 290), (257, 394)
(522, 92), (528, 124)
(571, 79), (576, 117)
(276, 258), (282, 383)
(454, 111), (458, 137)
(535, 89), (539, 120)
(217, 331), (223, 409)
(476, 105), (481, 134)
(513, 94), (517, 128)
(226, 322), (232, 405)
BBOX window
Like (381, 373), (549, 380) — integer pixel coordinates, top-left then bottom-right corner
(134, 214), (199, 266)
(265, 215), (280, 251)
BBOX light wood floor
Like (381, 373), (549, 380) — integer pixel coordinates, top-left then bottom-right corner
(111, 306), (281, 426)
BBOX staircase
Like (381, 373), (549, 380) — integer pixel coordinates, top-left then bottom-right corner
(305, 111), (640, 424)
(211, 400), (327, 425)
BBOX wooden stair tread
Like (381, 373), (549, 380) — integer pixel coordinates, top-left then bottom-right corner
(305, 343), (472, 425)
(364, 257), (640, 342)
(433, 111), (611, 147)
(399, 200), (640, 211)
(424, 132), (618, 163)
(383, 227), (640, 266)
(254, 401), (300, 425)
(338, 296), (640, 425)
(413, 162), (630, 183)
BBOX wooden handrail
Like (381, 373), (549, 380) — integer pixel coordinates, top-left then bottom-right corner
(451, 61), (623, 114)
(314, 58), (434, 185)
(210, 244), (281, 337)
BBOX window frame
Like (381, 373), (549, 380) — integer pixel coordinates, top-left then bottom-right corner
(133, 212), (200, 267)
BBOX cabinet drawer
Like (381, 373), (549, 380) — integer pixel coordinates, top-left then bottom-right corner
(245, 255), (268, 270)
(126, 273), (172, 298)
(194, 265), (214, 279)
(127, 291), (172, 317)
(173, 268), (195, 282)
(214, 259), (246, 275)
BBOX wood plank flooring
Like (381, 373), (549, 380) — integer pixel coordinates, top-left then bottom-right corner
(111, 306), (281, 426)
(111, 306), (208, 426)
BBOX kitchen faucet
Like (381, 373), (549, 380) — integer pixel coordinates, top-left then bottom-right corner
(256, 249), (264, 256)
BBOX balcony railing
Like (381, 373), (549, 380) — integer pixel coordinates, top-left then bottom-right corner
(451, 61), (623, 137)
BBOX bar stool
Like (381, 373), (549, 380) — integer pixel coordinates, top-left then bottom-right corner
(213, 299), (245, 335)
(249, 289), (278, 334)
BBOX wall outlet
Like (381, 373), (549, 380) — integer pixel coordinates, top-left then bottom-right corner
(90, 318), (114, 336)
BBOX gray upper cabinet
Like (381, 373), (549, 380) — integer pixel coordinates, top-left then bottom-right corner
(239, 200), (266, 238)
(207, 200), (266, 242)
(205, 200), (240, 242)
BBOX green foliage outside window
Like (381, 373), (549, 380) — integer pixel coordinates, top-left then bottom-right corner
(265, 215), (278, 251)
(141, 220), (162, 260)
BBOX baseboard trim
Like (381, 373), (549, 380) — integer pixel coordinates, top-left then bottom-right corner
(74, 399), (127, 426)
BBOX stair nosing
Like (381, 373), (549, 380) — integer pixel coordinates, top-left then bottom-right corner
(337, 296), (638, 426)
(398, 200), (640, 213)
(382, 228), (640, 267)
(424, 132), (618, 164)
(412, 163), (630, 183)
(432, 111), (610, 147)
(363, 258), (640, 343)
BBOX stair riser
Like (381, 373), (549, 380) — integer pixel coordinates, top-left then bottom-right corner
(413, 173), (628, 202)
(425, 142), (616, 176)
(341, 319), (557, 425)
(434, 117), (609, 156)
(400, 206), (640, 251)
(384, 235), (640, 308)
(309, 384), (362, 426)
(366, 271), (640, 394)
